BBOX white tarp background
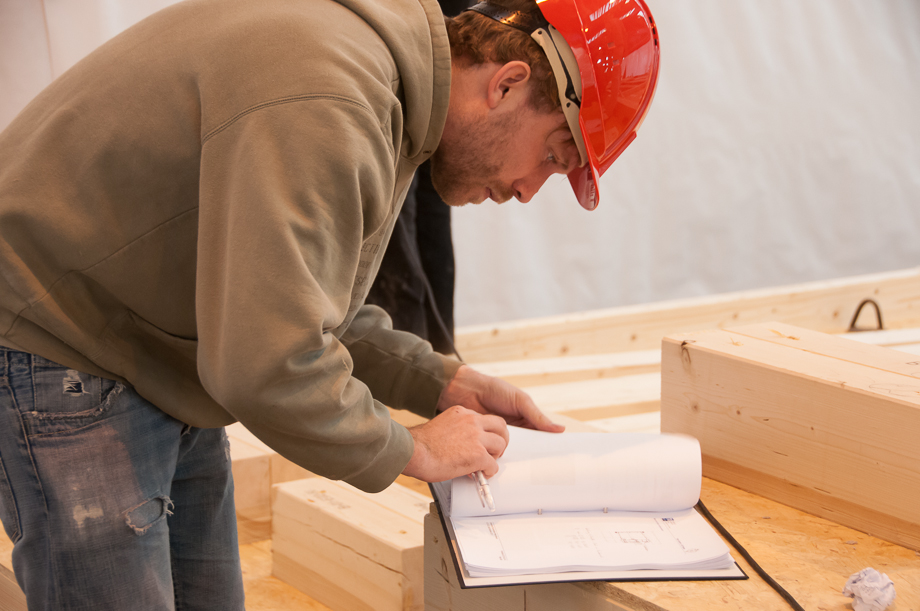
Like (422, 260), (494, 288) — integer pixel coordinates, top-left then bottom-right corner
(2, 0), (918, 328)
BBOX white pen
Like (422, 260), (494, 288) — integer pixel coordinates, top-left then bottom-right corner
(475, 470), (495, 512)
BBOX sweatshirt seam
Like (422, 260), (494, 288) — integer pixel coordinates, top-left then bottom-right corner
(201, 94), (376, 145)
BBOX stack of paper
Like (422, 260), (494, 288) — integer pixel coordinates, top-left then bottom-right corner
(432, 428), (740, 584)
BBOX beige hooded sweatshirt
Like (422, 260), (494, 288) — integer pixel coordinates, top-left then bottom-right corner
(0, 0), (460, 492)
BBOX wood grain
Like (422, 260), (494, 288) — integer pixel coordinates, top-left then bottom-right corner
(271, 478), (428, 611)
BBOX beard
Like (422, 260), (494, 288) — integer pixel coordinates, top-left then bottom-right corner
(429, 109), (521, 206)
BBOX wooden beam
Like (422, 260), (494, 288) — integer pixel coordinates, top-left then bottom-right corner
(470, 350), (661, 387)
(466, 326), (920, 391)
(462, 326), (920, 391)
(228, 433), (272, 523)
(894, 342), (920, 356)
(586, 411), (661, 434)
(0, 531), (26, 611)
(272, 478), (429, 611)
(660, 322), (920, 550)
(273, 533), (411, 611)
(227, 423), (313, 485)
(239, 539), (334, 610)
(227, 423), (316, 543)
(455, 267), (920, 362)
(842, 327), (920, 346)
(521, 373), (660, 422)
(539, 413), (605, 432)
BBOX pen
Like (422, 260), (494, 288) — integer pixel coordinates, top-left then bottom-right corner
(476, 470), (495, 512)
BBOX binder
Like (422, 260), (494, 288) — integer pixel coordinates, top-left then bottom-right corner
(430, 428), (748, 588)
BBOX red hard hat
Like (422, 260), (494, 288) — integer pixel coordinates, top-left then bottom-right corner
(466, 1), (660, 210)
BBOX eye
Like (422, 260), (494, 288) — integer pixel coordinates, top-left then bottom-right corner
(546, 151), (568, 171)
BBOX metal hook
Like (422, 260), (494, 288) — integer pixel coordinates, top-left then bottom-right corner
(848, 299), (884, 332)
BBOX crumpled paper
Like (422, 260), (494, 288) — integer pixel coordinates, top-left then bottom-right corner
(842, 567), (896, 611)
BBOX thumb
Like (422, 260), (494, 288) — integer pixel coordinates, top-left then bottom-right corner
(531, 410), (565, 433)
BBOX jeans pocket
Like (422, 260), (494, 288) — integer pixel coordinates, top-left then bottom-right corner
(21, 359), (124, 437)
(0, 454), (21, 542)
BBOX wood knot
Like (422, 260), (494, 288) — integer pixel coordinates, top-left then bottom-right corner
(680, 340), (695, 368)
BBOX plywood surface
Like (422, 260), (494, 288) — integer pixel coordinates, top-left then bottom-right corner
(241, 540), (334, 611)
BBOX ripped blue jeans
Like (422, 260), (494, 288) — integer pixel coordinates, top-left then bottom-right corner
(0, 348), (244, 610)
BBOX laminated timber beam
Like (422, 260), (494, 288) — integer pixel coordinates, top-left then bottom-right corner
(455, 267), (920, 362)
(661, 322), (920, 551)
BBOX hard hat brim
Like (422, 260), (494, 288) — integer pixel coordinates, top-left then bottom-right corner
(567, 161), (598, 211)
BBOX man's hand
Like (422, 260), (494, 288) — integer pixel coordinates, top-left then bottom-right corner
(435, 365), (565, 433)
(401, 365), (563, 483)
(402, 405), (508, 482)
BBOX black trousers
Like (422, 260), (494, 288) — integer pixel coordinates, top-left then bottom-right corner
(365, 161), (456, 355)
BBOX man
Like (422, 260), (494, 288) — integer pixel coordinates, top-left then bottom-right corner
(0, 0), (658, 608)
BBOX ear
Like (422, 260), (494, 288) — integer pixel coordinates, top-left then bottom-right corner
(486, 61), (532, 109)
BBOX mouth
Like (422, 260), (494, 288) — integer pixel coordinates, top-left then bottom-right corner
(487, 188), (513, 205)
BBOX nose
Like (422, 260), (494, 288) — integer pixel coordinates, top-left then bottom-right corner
(512, 167), (555, 204)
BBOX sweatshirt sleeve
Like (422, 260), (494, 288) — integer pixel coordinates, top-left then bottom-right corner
(195, 97), (424, 492)
(341, 304), (462, 418)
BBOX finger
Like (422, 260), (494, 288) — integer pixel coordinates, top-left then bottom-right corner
(478, 454), (500, 478)
(480, 429), (507, 459)
(514, 395), (565, 433)
(479, 413), (510, 437)
(530, 410), (566, 433)
(479, 414), (510, 453)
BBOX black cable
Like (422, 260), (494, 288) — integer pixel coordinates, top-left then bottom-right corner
(696, 499), (806, 611)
